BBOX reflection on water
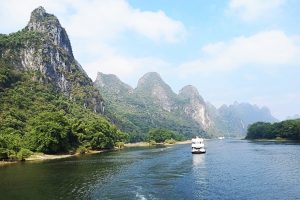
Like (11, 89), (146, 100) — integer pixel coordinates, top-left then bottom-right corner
(192, 154), (205, 166)
(0, 140), (299, 200)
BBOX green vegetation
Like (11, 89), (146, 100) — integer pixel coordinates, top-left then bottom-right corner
(146, 128), (183, 143)
(115, 141), (125, 149)
(0, 30), (43, 49)
(164, 138), (176, 144)
(94, 73), (207, 141)
(246, 119), (300, 140)
(0, 61), (127, 161)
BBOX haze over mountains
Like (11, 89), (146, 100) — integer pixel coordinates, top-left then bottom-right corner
(94, 72), (277, 139)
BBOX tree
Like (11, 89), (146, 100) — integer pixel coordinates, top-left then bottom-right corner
(147, 128), (176, 143)
(25, 111), (74, 153)
(246, 119), (300, 140)
(246, 122), (273, 139)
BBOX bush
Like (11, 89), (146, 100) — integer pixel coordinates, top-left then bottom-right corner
(148, 140), (156, 145)
(17, 148), (32, 161)
(164, 138), (176, 144)
(76, 146), (88, 155)
(115, 141), (124, 149)
(0, 148), (8, 160)
(6, 149), (18, 161)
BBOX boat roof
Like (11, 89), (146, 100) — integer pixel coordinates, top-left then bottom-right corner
(192, 137), (204, 142)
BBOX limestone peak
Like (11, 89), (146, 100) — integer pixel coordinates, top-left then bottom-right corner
(137, 72), (162, 86)
(179, 85), (204, 102)
(26, 6), (73, 57)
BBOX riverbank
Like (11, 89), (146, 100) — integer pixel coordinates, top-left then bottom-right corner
(124, 142), (150, 147)
(25, 149), (112, 162)
(0, 149), (112, 167)
(25, 153), (74, 161)
(175, 140), (191, 144)
(249, 138), (300, 142)
(1, 141), (192, 166)
(124, 140), (191, 147)
(0, 161), (17, 166)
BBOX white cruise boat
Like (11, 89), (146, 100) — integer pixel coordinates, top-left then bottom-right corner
(191, 137), (206, 154)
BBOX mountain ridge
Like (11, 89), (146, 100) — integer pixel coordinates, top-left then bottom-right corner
(94, 72), (211, 140)
(94, 71), (277, 138)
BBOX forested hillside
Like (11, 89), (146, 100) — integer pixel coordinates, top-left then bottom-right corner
(0, 7), (126, 160)
(94, 72), (211, 142)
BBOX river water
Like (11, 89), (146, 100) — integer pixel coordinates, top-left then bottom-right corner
(0, 139), (299, 200)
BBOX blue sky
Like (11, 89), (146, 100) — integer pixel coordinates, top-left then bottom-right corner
(0, 0), (300, 120)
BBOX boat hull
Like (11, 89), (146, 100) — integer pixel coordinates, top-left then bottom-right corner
(192, 151), (206, 154)
(191, 148), (206, 154)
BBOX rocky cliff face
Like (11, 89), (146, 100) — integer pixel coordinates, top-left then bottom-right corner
(178, 85), (212, 130)
(136, 72), (176, 112)
(95, 72), (277, 137)
(95, 72), (213, 137)
(26, 6), (73, 58)
(0, 7), (104, 113)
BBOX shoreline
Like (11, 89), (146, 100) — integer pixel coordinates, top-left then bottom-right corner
(0, 161), (18, 166)
(249, 138), (300, 142)
(1, 140), (192, 166)
(124, 140), (191, 148)
(0, 149), (112, 167)
(25, 149), (112, 162)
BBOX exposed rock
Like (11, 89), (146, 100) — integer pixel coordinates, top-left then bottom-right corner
(136, 72), (176, 112)
(95, 72), (213, 137)
(95, 71), (277, 137)
(0, 7), (104, 113)
(26, 6), (73, 57)
(95, 72), (133, 96)
(178, 85), (212, 130)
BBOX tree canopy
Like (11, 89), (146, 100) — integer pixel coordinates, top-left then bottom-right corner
(246, 119), (300, 140)
(0, 61), (127, 160)
(146, 128), (183, 143)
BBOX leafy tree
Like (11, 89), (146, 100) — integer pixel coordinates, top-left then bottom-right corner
(147, 128), (176, 143)
(25, 111), (74, 153)
(246, 119), (300, 140)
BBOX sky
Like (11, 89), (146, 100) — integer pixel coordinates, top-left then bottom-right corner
(0, 0), (300, 120)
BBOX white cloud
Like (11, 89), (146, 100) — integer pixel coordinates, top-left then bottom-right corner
(0, 0), (185, 42)
(228, 0), (285, 21)
(63, 0), (185, 43)
(0, 0), (185, 85)
(178, 30), (300, 77)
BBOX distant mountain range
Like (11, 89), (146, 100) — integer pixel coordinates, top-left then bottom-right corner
(94, 72), (277, 139)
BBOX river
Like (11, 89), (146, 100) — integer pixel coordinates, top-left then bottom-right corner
(0, 139), (299, 200)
